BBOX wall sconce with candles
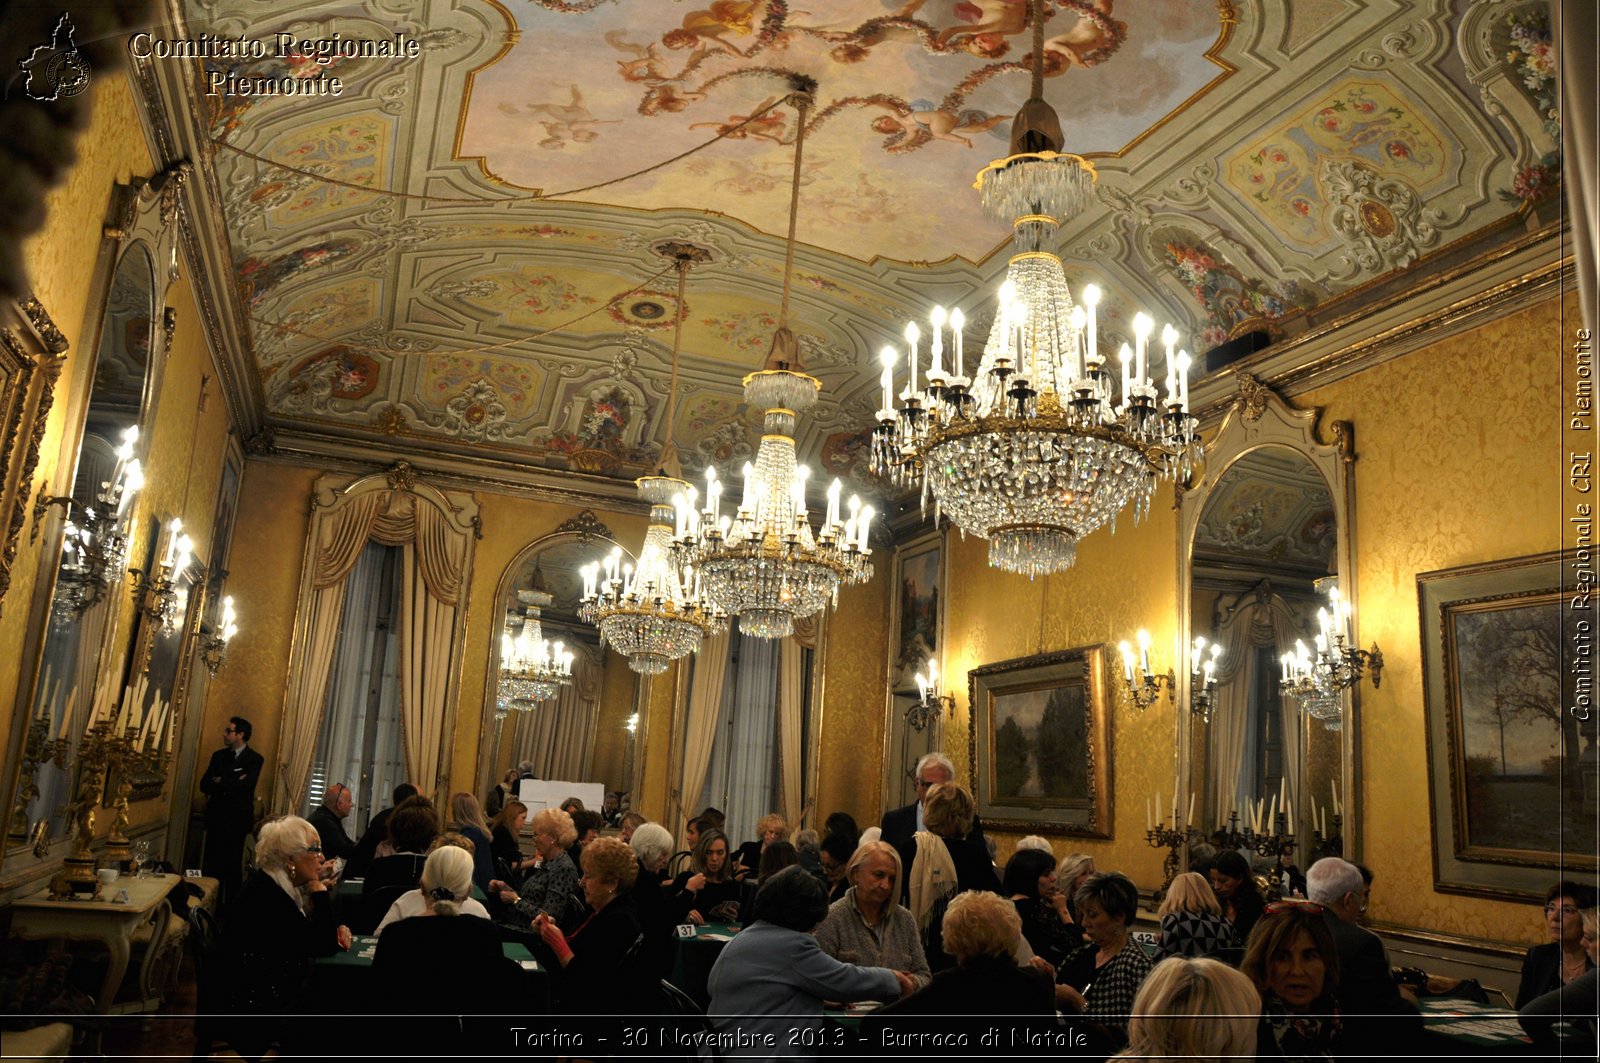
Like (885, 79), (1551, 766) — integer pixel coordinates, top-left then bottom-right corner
(908, 658), (955, 733)
(1118, 630), (1222, 720)
(36, 425), (145, 620)
(199, 595), (239, 677)
(1279, 581), (1382, 729)
(129, 517), (194, 632)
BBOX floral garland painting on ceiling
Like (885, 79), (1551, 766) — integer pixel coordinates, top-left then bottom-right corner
(1499, 8), (1561, 204)
(546, 385), (656, 474)
(1164, 238), (1317, 352)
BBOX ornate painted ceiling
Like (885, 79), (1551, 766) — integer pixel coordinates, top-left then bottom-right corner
(161, 0), (1560, 503)
(1193, 447), (1336, 582)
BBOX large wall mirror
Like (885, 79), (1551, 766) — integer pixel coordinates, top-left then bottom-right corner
(1178, 375), (1358, 856)
(478, 515), (643, 808)
(4, 169), (186, 878)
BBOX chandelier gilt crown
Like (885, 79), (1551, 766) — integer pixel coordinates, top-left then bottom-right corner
(871, 0), (1199, 577)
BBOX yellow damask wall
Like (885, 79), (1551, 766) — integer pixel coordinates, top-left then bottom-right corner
(943, 503), (1181, 887)
(1297, 290), (1572, 946)
(814, 565), (892, 833)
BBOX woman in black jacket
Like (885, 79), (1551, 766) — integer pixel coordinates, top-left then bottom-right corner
(901, 783), (1001, 972)
(535, 838), (653, 1009)
(1516, 881), (1597, 1008)
(214, 816), (351, 1055)
(668, 828), (742, 924)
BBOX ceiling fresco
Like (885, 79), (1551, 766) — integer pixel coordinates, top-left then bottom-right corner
(1193, 448), (1336, 581)
(164, 0), (1562, 502)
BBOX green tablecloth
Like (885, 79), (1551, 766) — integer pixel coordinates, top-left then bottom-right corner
(669, 922), (741, 1008)
(317, 934), (537, 968)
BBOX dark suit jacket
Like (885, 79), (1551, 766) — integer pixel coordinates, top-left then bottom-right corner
(346, 806), (395, 877)
(866, 956), (1055, 1042)
(307, 804), (355, 861)
(217, 869), (340, 1014)
(1516, 941), (1594, 1009)
(1322, 910), (1421, 1056)
(879, 801), (987, 856)
(553, 897), (649, 1009)
(199, 745), (263, 830)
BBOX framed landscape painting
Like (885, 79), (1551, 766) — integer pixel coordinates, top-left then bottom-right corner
(889, 530), (943, 694)
(1420, 552), (1595, 901)
(967, 645), (1112, 837)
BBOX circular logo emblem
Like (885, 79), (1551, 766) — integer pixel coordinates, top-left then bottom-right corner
(48, 51), (91, 98)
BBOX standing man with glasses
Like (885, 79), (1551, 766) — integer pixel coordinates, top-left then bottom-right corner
(879, 752), (986, 857)
(200, 716), (264, 903)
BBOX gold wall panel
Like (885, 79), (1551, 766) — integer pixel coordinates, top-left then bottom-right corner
(1297, 290), (1571, 945)
(815, 557), (892, 834)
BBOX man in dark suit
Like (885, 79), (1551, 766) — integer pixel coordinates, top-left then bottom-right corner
(308, 781), (356, 861)
(346, 782), (418, 877)
(879, 752), (986, 854)
(199, 715), (263, 903)
(1307, 857), (1421, 1052)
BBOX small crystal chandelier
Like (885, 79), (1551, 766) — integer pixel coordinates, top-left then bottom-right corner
(673, 78), (875, 638)
(43, 426), (144, 620)
(1279, 582), (1382, 731)
(1117, 631), (1221, 720)
(130, 518), (194, 632)
(872, 0), (1198, 577)
(200, 595), (240, 677)
(499, 590), (574, 708)
(580, 248), (728, 673)
(907, 659), (955, 733)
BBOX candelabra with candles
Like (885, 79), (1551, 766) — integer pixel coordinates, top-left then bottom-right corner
(1116, 631), (1222, 719)
(907, 659), (956, 733)
(1311, 813), (1345, 860)
(1280, 583), (1382, 730)
(200, 595), (240, 677)
(6, 715), (70, 841)
(38, 426), (144, 621)
(129, 518), (194, 632)
(51, 718), (114, 897)
(1145, 792), (1199, 900)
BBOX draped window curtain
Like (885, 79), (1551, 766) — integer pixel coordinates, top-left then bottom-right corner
(307, 544), (406, 829)
(1205, 590), (1305, 824)
(778, 616), (818, 831)
(675, 628), (730, 842)
(511, 640), (603, 781)
(277, 474), (477, 812)
(701, 633), (781, 846)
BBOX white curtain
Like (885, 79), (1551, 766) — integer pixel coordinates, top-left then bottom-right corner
(701, 633), (780, 846)
(308, 544), (406, 831)
(512, 640), (603, 781)
(675, 628), (730, 844)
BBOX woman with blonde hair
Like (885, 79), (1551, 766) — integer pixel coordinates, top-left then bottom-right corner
(1156, 871), (1237, 960)
(488, 806), (581, 931)
(815, 840), (932, 990)
(734, 811), (789, 874)
(447, 791), (494, 894)
(535, 837), (655, 1006)
(1119, 956), (1260, 1062)
(903, 782), (1000, 971)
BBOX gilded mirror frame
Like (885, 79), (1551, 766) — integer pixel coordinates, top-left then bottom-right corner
(0, 168), (187, 887)
(476, 512), (637, 806)
(1176, 373), (1359, 859)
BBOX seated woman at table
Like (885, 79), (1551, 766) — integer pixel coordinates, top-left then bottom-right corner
(1156, 871), (1237, 961)
(363, 797), (438, 899)
(629, 822), (677, 978)
(1004, 846), (1083, 970)
(818, 831), (856, 903)
(1055, 871), (1156, 1052)
(669, 827), (742, 924)
(1210, 850), (1266, 946)
(1515, 880), (1597, 1008)
(373, 841), (491, 934)
(868, 890), (1053, 1037)
(489, 807), (581, 933)
(486, 767), (519, 820)
(1121, 956), (1260, 1062)
(1520, 904), (1599, 1054)
(1240, 900), (1342, 1060)
(708, 866), (913, 1050)
(740, 841), (800, 927)
(214, 816), (351, 1055)
(372, 846), (507, 1012)
(733, 812), (789, 875)
(447, 791), (495, 896)
(534, 837), (654, 1007)
(814, 840), (931, 991)
(490, 800), (532, 886)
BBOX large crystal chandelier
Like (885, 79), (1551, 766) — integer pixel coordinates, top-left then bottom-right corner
(870, 2), (1199, 577)
(1279, 582), (1383, 731)
(673, 79), (875, 637)
(580, 247), (728, 673)
(499, 590), (574, 708)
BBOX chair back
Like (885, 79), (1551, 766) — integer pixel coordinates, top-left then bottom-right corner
(356, 884), (413, 935)
(659, 979), (719, 1059)
(666, 850), (692, 878)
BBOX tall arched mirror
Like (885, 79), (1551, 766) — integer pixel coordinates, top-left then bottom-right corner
(5, 170), (186, 869)
(478, 517), (643, 811)
(1179, 376), (1357, 856)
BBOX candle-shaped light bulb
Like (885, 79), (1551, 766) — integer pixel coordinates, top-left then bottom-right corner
(904, 321), (920, 395)
(856, 504), (873, 551)
(1082, 283), (1101, 367)
(1133, 313), (1154, 385)
(826, 478), (842, 528)
(998, 279), (1016, 309)
(501, 631), (515, 663)
(949, 307), (965, 378)
(792, 465), (810, 519)
(161, 518), (182, 567)
(927, 659), (939, 689)
(916, 671), (928, 703)
(1119, 641), (1135, 683)
(1176, 351), (1192, 410)
(928, 305), (946, 377)
(1118, 344), (1132, 408)
(1137, 629), (1152, 677)
(740, 461), (756, 513)
(878, 345), (896, 412)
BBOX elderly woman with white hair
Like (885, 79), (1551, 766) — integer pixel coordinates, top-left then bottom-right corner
(372, 845), (507, 1012)
(214, 816), (352, 1054)
(814, 840), (932, 990)
(629, 821), (677, 978)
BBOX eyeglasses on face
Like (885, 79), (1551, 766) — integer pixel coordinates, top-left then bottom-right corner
(1545, 903), (1581, 916)
(301, 844), (323, 855)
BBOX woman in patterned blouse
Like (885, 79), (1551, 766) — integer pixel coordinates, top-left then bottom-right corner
(488, 807), (581, 931)
(1156, 871), (1238, 960)
(1056, 871), (1155, 1051)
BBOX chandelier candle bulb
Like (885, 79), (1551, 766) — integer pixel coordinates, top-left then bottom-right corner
(1119, 345), (1133, 410)
(1119, 641), (1135, 683)
(905, 321), (920, 395)
(1083, 284), (1100, 364)
(1177, 352), (1192, 410)
(1137, 629), (1152, 677)
(879, 347), (896, 413)
(1133, 313), (1154, 386)
(1187, 792), (1195, 827)
(857, 504), (874, 551)
(929, 306), (946, 378)
(951, 308), (965, 378)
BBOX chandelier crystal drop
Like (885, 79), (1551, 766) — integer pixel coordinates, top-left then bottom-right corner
(1278, 583), (1383, 731)
(580, 476), (726, 675)
(870, 6), (1198, 578)
(675, 370), (875, 639)
(499, 590), (574, 708)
